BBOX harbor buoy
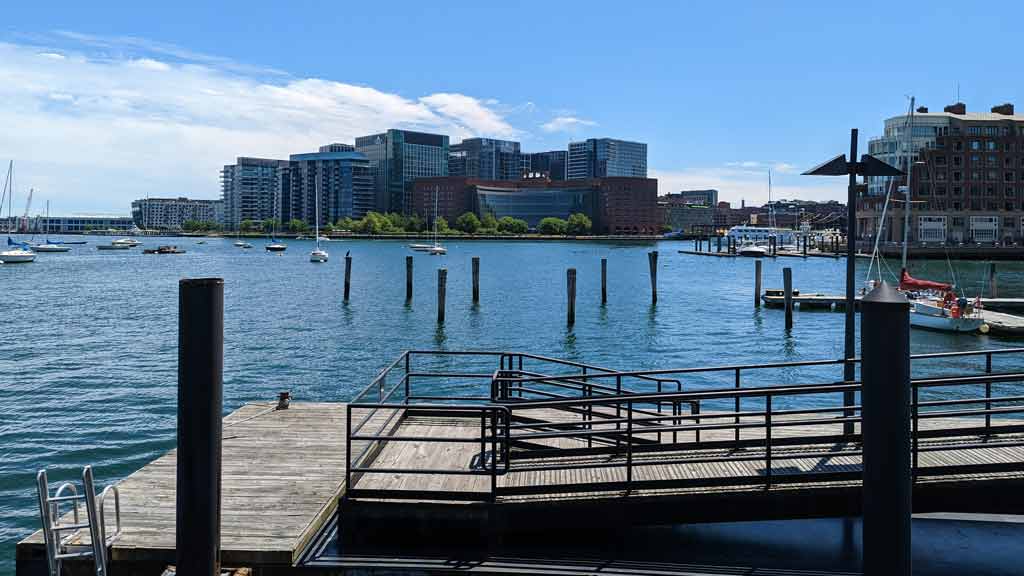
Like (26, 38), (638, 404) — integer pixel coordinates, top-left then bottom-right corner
(979, 324), (990, 334)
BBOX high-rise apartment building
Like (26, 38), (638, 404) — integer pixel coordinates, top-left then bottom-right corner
(355, 129), (449, 214)
(448, 138), (521, 180)
(567, 138), (647, 180)
(131, 197), (223, 230)
(221, 157), (289, 230)
(862, 102), (1024, 244)
(523, 150), (568, 180)
(285, 148), (374, 225)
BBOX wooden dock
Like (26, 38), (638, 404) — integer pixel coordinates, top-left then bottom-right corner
(17, 402), (354, 571)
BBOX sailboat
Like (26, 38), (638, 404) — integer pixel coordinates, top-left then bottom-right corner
(0, 163), (36, 263)
(233, 225), (251, 248)
(868, 97), (986, 333)
(309, 172), (328, 263)
(265, 221), (287, 252)
(427, 185), (446, 256)
(32, 201), (71, 252)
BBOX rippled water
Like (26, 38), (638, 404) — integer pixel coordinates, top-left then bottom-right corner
(2, 235), (1023, 573)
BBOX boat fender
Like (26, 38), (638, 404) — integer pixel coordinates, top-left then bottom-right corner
(950, 305), (961, 319)
(979, 324), (990, 334)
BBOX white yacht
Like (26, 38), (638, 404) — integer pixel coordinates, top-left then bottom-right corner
(309, 175), (329, 263)
(112, 238), (141, 247)
(726, 225), (796, 246)
(737, 243), (768, 257)
(2, 238), (36, 263)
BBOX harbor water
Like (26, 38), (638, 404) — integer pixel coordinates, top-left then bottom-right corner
(2, 236), (1024, 574)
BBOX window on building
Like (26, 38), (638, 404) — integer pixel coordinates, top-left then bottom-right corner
(971, 171), (982, 181)
(988, 170), (999, 181)
(952, 217), (964, 226)
(953, 171), (962, 182)
(970, 141), (981, 150)
(1006, 172), (1016, 182)
(968, 127), (982, 136)
(953, 156), (962, 167)
(971, 154), (981, 164)
(935, 171), (947, 181)
(1008, 187), (1017, 197)
(936, 185), (947, 196)
(935, 155), (947, 166)
(986, 185), (997, 196)
(919, 184), (930, 196)
(987, 141), (998, 151)
(952, 186), (962, 197)
(954, 140), (964, 151)
(988, 155), (999, 167)
(1006, 218), (1017, 228)
(1006, 202), (1017, 212)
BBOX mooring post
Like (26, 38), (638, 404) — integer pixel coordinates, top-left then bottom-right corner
(437, 268), (447, 323)
(472, 256), (480, 303)
(567, 268), (577, 325)
(783, 267), (793, 329)
(648, 251), (658, 304)
(601, 258), (607, 305)
(802, 235), (808, 257)
(989, 262), (998, 299)
(405, 255), (413, 301)
(717, 235), (722, 253)
(861, 282), (911, 576)
(343, 254), (352, 302)
(177, 278), (223, 576)
(754, 260), (762, 308)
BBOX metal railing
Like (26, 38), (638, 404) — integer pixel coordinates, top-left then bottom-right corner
(345, 348), (1024, 502)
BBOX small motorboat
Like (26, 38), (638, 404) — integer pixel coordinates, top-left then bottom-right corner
(309, 248), (329, 263)
(427, 244), (447, 256)
(266, 242), (287, 252)
(738, 243), (768, 257)
(112, 238), (141, 247)
(97, 243), (131, 251)
(31, 243), (71, 253)
(239, 242), (253, 249)
(408, 243), (433, 252)
(143, 245), (186, 254)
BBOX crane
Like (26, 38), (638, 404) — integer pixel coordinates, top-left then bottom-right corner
(20, 187), (33, 232)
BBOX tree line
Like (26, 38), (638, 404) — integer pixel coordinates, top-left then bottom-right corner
(237, 212), (594, 236)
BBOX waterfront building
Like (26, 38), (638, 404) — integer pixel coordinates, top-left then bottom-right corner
(567, 138), (647, 180)
(411, 176), (659, 234)
(665, 189), (718, 206)
(523, 150), (568, 180)
(355, 129), (449, 214)
(221, 157), (289, 230)
(449, 138), (522, 180)
(662, 202), (715, 233)
(131, 197), (223, 230)
(863, 102), (1024, 244)
(19, 215), (135, 233)
(286, 148), (374, 225)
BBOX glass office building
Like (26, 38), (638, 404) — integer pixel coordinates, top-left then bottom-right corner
(221, 157), (289, 230)
(524, 150), (568, 180)
(355, 129), (449, 214)
(449, 138), (522, 180)
(567, 138), (647, 179)
(476, 185), (597, 228)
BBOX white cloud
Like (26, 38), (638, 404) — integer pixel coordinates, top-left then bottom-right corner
(0, 38), (523, 213)
(540, 116), (597, 133)
(724, 160), (798, 174)
(650, 167), (846, 206)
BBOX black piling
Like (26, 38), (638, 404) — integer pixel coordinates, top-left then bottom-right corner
(601, 258), (607, 305)
(344, 255), (352, 302)
(717, 235), (722, 253)
(437, 268), (447, 323)
(567, 268), (577, 325)
(989, 263), (998, 298)
(861, 282), (911, 576)
(783, 267), (793, 329)
(405, 255), (413, 301)
(754, 260), (762, 308)
(176, 278), (224, 576)
(648, 251), (658, 304)
(472, 256), (480, 303)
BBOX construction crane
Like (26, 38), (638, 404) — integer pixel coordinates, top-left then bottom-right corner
(20, 187), (33, 232)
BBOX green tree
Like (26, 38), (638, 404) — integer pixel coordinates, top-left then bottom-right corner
(497, 216), (529, 234)
(406, 214), (425, 233)
(480, 212), (498, 230)
(182, 219), (202, 232)
(360, 212), (392, 234)
(566, 213), (593, 235)
(386, 212), (407, 232)
(455, 212), (481, 234)
(434, 216), (449, 233)
(261, 218), (279, 233)
(336, 217), (356, 231)
(240, 219), (256, 232)
(537, 217), (568, 235)
(287, 218), (310, 234)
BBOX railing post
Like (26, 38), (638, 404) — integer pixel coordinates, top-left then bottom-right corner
(986, 352), (992, 434)
(861, 281), (911, 576)
(491, 408), (498, 502)
(734, 368), (741, 443)
(176, 278), (223, 576)
(765, 394), (772, 489)
(345, 405), (352, 492)
(626, 400), (633, 490)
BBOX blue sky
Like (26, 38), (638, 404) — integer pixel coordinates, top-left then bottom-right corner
(2, 1), (1022, 214)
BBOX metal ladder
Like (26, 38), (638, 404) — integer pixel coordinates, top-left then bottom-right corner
(36, 466), (121, 576)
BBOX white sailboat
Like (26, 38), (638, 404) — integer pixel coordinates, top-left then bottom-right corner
(265, 220), (287, 252)
(32, 201), (71, 252)
(309, 172), (328, 263)
(0, 164), (36, 263)
(428, 185), (446, 256)
(870, 97), (986, 333)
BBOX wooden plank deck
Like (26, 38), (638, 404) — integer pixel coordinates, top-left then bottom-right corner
(18, 402), (364, 568)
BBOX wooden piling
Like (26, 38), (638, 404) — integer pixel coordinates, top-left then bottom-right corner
(717, 235), (722, 253)
(755, 260), (762, 308)
(648, 251), (658, 304)
(437, 268), (447, 323)
(990, 263), (998, 298)
(405, 256), (413, 301)
(472, 256), (480, 303)
(601, 258), (607, 305)
(783, 267), (793, 329)
(567, 268), (577, 325)
(344, 255), (352, 302)
(802, 235), (808, 257)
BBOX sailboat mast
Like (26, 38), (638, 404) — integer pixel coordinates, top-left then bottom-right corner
(314, 168), (320, 248)
(901, 97), (915, 270)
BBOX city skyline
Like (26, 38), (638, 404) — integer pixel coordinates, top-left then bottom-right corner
(3, 1), (1024, 214)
